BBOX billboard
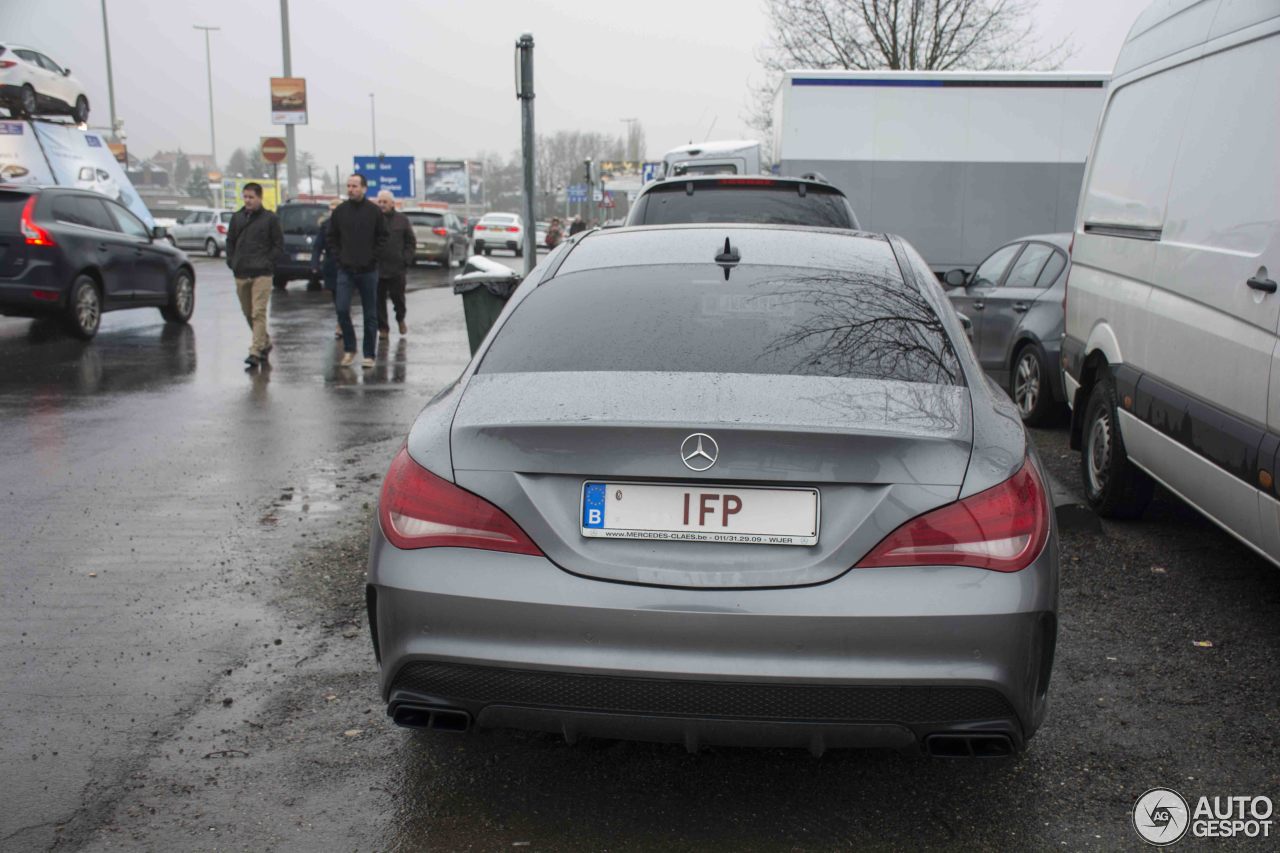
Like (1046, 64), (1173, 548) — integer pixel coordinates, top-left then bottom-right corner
(31, 123), (155, 226)
(270, 77), (307, 125)
(0, 120), (55, 186)
(423, 160), (468, 204)
(353, 155), (415, 198)
(221, 177), (281, 211)
(467, 161), (484, 206)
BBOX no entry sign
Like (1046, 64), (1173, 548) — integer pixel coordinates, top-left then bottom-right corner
(260, 137), (287, 164)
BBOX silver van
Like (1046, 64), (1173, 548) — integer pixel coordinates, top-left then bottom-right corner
(1062, 0), (1280, 565)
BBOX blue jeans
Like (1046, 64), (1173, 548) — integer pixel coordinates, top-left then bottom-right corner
(335, 268), (379, 358)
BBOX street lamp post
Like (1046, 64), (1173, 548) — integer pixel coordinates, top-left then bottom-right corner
(100, 0), (118, 138)
(369, 93), (376, 154)
(279, 0), (296, 198)
(193, 25), (220, 170)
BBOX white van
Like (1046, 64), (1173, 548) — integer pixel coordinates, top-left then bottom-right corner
(659, 140), (762, 179)
(1062, 0), (1280, 565)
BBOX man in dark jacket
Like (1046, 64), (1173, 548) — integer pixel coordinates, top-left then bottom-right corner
(328, 174), (389, 367)
(225, 182), (283, 369)
(374, 190), (415, 338)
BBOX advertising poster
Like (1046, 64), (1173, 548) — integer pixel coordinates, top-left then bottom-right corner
(467, 160), (484, 206)
(0, 120), (55, 186)
(31, 123), (155, 227)
(353, 155), (414, 198)
(270, 77), (307, 125)
(220, 177), (280, 211)
(423, 160), (468, 204)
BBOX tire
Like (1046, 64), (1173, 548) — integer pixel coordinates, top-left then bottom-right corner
(65, 275), (101, 339)
(160, 269), (194, 324)
(515, 247), (523, 258)
(205, 238), (219, 258)
(19, 85), (36, 117)
(483, 247), (491, 256)
(1080, 374), (1153, 519)
(1010, 344), (1054, 426)
(72, 95), (89, 124)
(273, 274), (288, 290)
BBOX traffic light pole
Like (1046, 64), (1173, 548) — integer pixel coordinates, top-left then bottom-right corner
(516, 34), (536, 275)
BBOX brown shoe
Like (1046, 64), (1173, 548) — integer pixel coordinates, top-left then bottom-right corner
(398, 320), (408, 335)
(340, 351), (355, 367)
(378, 329), (390, 340)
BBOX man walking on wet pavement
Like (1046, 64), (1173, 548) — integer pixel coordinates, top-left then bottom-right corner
(225, 182), (283, 370)
(374, 190), (414, 339)
(328, 174), (388, 368)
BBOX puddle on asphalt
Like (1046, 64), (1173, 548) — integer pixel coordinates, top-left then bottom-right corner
(274, 462), (359, 518)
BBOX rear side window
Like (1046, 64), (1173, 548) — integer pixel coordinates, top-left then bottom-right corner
(633, 182), (855, 228)
(480, 264), (961, 386)
(406, 213), (443, 227)
(1035, 252), (1066, 287)
(1003, 243), (1054, 288)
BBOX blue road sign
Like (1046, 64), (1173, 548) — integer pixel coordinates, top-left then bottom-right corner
(352, 155), (416, 198)
(567, 183), (588, 203)
(641, 161), (661, 182)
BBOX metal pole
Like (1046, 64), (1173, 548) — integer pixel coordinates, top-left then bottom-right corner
(369, 93), (376, 154)
(279, 0), (296, 198)
(194, 26), (220, 169)
(516, 34), (535, 275)
(100, 0), (118, 137)
(307, 164), (312, 196)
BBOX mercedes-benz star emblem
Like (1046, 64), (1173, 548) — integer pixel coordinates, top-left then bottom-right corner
(680, 433), (719, 472)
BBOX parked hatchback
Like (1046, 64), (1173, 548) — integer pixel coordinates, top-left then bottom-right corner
(945, 234), (1070, 425)
(0, 186), (196, 339)
(368, 224), (1058, 757)
(625, 175), (860, 229)
(169, 207), (231, 257)
(404, 209), (468, 268)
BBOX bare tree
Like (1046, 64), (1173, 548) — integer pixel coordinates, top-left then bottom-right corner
(746, 0), (1073, 150)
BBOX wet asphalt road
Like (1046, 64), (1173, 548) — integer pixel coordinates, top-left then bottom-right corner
(2, 252), (1279, 852)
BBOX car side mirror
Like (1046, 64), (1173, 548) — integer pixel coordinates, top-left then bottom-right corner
(63, 68), (71, 76)
(944, 268), (968, 288)
(151, 226), (167, 240)
(956, 312), (974, 342)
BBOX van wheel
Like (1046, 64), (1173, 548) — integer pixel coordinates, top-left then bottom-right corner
(160, 270), (194, 324)
(1011, 344), (1054, 426)
(1080, 374), (1153, 519)
(205, 238), (219, 258)
(66, 275), (101, 339)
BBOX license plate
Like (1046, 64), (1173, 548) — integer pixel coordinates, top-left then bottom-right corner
(581, 481), (819, 546)
(295, 252), (310, 260)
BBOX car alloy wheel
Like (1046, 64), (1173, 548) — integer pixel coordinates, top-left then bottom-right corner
(205, 238), (218, 258)
(174, 273), (194, 318)
(68, 276), (101, 339)
(1014, 350), (1041, 418)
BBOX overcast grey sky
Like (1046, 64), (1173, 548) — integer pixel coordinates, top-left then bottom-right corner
(4, 0), (1150, 175)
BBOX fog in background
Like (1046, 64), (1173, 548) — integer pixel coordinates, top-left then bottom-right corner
(3, 0), (1149, 172)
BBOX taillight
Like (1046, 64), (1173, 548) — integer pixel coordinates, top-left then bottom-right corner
(378, 447), (542, 555)
(216, 224), (227, 234)
(432, 227), (448, 236)
(474, 224), (487, 231)
(0, 60), (16, 69)
(20, 196), (54, 247)
(718, 178), (775, 186)
(856, 460), (1049, 572)
(505, 226), (519, 232)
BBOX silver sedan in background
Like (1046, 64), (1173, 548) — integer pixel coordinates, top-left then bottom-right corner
(367, 224), (1059, 758)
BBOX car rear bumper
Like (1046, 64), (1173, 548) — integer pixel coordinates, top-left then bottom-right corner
(414, 237), (447, 259)
(473, 237), (519, 251)
(0, 262), (66, 317)
(368, 524), (1058, 754)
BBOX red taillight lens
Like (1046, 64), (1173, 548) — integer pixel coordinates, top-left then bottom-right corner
(718, 178), (775, 186)
(505, 226), (519, 232)
(432, 227), (448, 236)
(378, 447), (542, 555)
(20, 196), (54, 247)
(856, 460), (1049, 572)
(0, 60), (17, 69)
(474, 224), (487, 231)
(216, 224), (227, 234)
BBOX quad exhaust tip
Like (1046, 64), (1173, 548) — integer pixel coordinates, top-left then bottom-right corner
(390, 703), (471, 733)
(924, 733), (1015, 758)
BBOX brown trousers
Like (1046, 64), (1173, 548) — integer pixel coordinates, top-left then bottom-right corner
(235, 276), (272, 357)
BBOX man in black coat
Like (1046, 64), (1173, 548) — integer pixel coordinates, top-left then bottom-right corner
(374, 190), (415, 338)
(225, 182), (283, 369)
(327, 174), (389, 368)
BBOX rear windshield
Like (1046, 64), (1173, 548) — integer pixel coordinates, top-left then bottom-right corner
(633, 182), (855, 228)
(278, 204), (327, 234)
(480, 264), (961, 386)
(405, 212), (443, 227)
(0, 192), (28, 232)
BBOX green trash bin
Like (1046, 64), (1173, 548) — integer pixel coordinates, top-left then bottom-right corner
(453, 266), (522, 354)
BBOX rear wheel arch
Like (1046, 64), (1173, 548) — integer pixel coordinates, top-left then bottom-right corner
(1070, 350), (1111, 449)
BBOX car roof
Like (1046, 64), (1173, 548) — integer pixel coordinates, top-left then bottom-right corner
(548, 223), (893, 279)
(637, 174), (848, 197)
(1013, 232), (1071, 249)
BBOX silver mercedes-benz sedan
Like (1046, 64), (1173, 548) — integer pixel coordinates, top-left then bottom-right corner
(367, 224), (1058, 758)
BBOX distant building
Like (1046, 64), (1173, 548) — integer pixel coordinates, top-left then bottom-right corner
(150, 150), (217, 177)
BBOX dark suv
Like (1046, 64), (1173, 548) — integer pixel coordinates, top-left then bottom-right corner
(0, 185), (195, 339)
(274, 201), (330, 289)
(624, 175), (860, 229)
